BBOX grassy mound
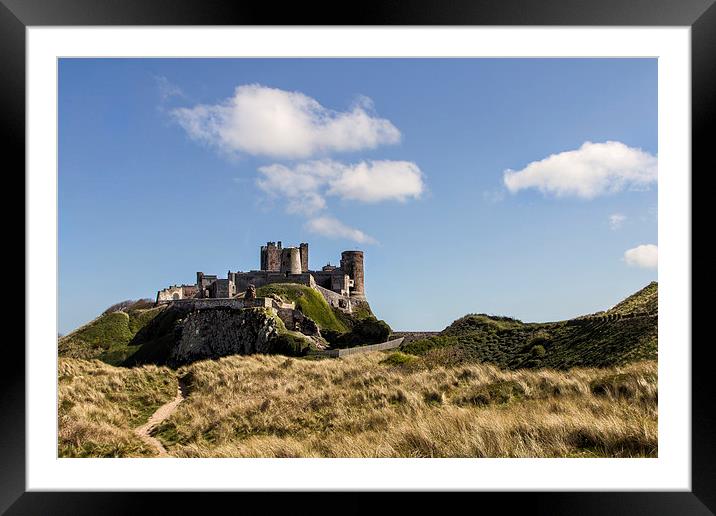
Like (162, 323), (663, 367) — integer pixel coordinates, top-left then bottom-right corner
(257, 283), (348, 333)
(58, 303), (166, 366)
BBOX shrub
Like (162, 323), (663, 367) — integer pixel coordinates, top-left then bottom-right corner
(271, 333), (313, 357)
(331, 317), (392, 348)
(381, 352), (418, 367)
(400, 335), (457, 356)
(531, 345), (546, 357)
(528, 331), (552, 347)
(422, 390), (444, 405)
(457, 380), (525, 407)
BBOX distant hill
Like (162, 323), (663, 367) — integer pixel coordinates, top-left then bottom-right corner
(58, 301), (166, 366)
(400, 282), (658, 369)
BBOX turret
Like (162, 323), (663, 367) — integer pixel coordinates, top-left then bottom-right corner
(340, 250), (365, 299)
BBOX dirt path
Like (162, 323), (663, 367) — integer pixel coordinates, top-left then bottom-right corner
(134, 381), (185, 457)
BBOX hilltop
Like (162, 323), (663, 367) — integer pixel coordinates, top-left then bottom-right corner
(605, 281), (657, 316)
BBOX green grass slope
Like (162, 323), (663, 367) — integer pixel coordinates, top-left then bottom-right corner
(256, 283), (349, 333)
(58, 303), (166, 366)
(401, 283), (658, 370)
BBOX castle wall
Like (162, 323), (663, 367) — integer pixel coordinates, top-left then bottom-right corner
(311, 270), (350, 295)
(156, 284), (199, 304)
(314, 284), (352, 313)
(231, 270), (314, 294)
(208, 278), (234, 298)
(156, 286), (184, 303)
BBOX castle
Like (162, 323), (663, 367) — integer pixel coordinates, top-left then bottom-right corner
(155, 241), (366, 312)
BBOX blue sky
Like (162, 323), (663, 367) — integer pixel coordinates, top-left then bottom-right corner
(59, 58), (657, 334)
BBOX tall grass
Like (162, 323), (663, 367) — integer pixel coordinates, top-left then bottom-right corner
(152, 353), (657, 458)
(58, 358), (177, 457)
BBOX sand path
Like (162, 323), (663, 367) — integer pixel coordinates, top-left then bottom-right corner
(134, 381), (185, 457)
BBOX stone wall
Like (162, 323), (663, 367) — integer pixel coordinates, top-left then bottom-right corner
(309, 337), (404, 358)
(156, 284), (197, 303)
(314, 284), (352, 313)
(170, 297), (295, 311)
(209, 278), (234, 298)
(231, 270), (314, 293)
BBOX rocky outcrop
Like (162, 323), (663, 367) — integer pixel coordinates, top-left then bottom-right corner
(168, 307), (282, 367)
(125, 305), (316, 368)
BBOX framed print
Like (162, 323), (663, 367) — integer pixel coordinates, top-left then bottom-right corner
(5, 0), (712, 513)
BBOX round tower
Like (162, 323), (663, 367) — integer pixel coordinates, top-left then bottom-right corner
(340, 250), (365, 299)
(281, 247), (302, 275)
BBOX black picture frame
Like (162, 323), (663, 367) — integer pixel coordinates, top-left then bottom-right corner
(4, 0), (711, 513)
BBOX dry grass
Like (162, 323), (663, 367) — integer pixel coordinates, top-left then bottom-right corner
(57, 353), (657, 458)
(151, 353), (657, 458)
(58, 358), (177, 457)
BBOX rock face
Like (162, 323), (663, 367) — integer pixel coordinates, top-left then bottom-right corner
(168, 307), (280, 367)
(125, 304), (320, 368)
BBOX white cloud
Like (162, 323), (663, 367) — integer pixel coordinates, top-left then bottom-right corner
(305, 216), (377, 245)
(609, 213), (627, 230)
(256, 159), (424, 215)
(286, 193), (326, 216)
(624, 244), (658, 269)
(326, 160), (424, 202)
(171, 84), (401, 159)
(503, 141), (657, 199)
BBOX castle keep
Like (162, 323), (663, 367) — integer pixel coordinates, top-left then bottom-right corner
(156, 241), (366, 312)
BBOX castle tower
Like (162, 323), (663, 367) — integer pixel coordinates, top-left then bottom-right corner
(260, 241), (281, 271)
(280, 247), (302, 275)
(299, 243), (309, 272)
(340, 250), (365, 299)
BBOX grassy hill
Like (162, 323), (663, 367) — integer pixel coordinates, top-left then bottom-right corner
(399, 282), (658, 370)
(58, 301), (166, 366)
